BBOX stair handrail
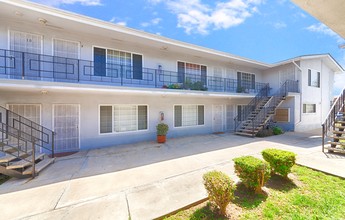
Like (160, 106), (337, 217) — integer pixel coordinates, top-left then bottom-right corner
(322, 86), (345, 152)
(0, 105), (55, 157)
(234, 83), (270, 131)
(0, 122), (34, 163)
(250, 80), (299, 136)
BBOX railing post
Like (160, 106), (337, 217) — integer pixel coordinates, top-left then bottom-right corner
(52, 132), (55, 158)
(120, 65), (123, 86)
(32, 140), (36, 178)
(155, 69), (157, 88)
(77, 59), (80, 82)
(22, 52), (25, 79)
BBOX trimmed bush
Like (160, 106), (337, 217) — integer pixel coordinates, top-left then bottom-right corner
(233, 156), (270, 194)
(272, 126), (284, 135)
(203, 171), (235, 216)
(262, 148), (296, 178)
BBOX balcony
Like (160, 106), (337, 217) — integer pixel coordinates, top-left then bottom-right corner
(0, 49), (267, 94)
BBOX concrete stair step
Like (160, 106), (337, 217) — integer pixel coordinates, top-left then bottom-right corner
(328, 141), (345, 146)
(22, 157), (55, 175)
(333, 130), (345, 135)
(324, 146), (345, 153)
(235, 132), (254, 137)
(0, 149), (33, 163)
(329, 135), (345, 140)
(6, 153), (45, 170)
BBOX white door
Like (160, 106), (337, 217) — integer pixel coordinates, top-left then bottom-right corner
(53, 104), (80, 152)
(226, 105), (234, 131)
(213, 105), (224, 133)
(9, 31), (42, 79)
(7, 104), (41, 151)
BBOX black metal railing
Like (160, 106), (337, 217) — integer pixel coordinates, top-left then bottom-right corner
(0, 49), (267, 93)
(0, 105), (55, 157)
(249, 80), (299, 136)
(322, 87), (345, 152)
(234, 84), (270, 131)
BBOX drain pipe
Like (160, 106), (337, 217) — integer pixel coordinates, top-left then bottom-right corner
(292, 60), (303, 126)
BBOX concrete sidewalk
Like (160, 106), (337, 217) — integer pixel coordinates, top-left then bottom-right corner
(1, 132), (344, 220)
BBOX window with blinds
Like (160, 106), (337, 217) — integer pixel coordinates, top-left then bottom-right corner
(53, 39), (79, 59)
(174, 105), (204, 127)
(303, 104), (316, 113)
(99, 105), (148, 134)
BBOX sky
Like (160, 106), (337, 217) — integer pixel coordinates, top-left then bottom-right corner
(30, 0), (345, 94)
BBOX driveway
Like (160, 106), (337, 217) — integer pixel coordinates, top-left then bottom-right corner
(1, 131), (344, 219)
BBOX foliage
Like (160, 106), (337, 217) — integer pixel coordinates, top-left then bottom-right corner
(236, 86), (245, 93)
(156, 123), (169, 136)
(272, 126), (284, 135)
(166, 166), (345, 220)
(233, 156), (271, 194)
(184, 79), (208, 91)
(203, 171), (235, 216)
(256, 128), (274, 137)
(262, 148), (296, 178)
(168, 83), (182, 89)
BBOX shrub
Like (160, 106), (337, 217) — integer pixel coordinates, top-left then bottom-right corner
(156, 123), (169, 136)
(256, 128), (274, 137)
(272, 126), (284, 135)
(233, 156), (270, 194)
(203, 171), (235, 216)
(262, 148), (296, 178)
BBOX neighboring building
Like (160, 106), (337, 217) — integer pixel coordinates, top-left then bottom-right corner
(0, 0), (343, 153)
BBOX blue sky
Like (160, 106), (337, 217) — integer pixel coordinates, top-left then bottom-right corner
(30, 0), (345, 93)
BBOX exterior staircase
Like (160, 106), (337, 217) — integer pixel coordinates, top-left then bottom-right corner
(0, 106), (55, 178)
(322, 87), (345, 153)
(235, 80), (299, 137)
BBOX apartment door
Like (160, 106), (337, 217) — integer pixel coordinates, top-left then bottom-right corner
(53, 104), (80, 153)
(226, 105), (234, 131)
(9, 31), (42, 79)
(213, 105), (224, 133)
(7, 104), (41, 150)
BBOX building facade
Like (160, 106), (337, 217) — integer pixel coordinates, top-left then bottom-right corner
(0, 0), (343, 152)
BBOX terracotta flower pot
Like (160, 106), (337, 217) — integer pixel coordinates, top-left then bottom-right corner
(157, 135), (166, 143)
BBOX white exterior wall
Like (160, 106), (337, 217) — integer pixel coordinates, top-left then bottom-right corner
(295, 59), (334, 131)
(0, 19), (264, 81)
(1, 90), (251, 150)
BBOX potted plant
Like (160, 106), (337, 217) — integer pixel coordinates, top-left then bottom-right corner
(156, 123), (169, 143)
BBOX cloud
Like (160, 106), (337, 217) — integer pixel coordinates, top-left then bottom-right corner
(148, 0), (264, 35)
(110, 17), (127, 26)
(141, 18), (162, 27)
(273, 21), (287, 29)
(306, 23), (344, 43)
(30, 0), (102, 6)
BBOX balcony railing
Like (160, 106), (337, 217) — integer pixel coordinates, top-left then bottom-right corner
(0, 49), (267, 93)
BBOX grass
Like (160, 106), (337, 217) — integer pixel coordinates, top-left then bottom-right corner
(165, 166), (345, 220)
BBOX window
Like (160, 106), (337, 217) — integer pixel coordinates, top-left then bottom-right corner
(53, 39), (79, 59)
(237, 72), (255, 90)
(274, 108), (290, 122)
(237, 105), (247, 121)
(308, 69), (320, 88)
(99, 105), (148, 134)
(303, 104), (316, 113)
(93, 47), (142, 79)
(177, 61), (207, 84)
(10, 31), (42, 53)
(174, 105), (204, 127)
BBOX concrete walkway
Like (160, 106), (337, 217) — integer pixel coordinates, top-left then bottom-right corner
(1, 131), (344, 220)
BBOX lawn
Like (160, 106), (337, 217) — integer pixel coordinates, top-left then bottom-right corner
(165, 166), (345, 220)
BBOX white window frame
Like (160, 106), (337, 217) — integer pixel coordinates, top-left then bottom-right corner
(302, 103), (317, 114)
(308, 68), (321, 88)
(92, 46), (144, 70)
(176, 60), (208, 75)
(6, 103), (42, 124)
(237, 71), (256, 90)
(173, 104), (205, 128)
(52, 38), (80, 59)
(98, 104), (149, 135)
(236, 104), (247, 121)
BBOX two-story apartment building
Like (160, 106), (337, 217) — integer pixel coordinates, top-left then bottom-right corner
(0, 0), (343, 153)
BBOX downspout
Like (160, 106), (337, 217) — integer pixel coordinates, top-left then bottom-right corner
(292, 60), (303, 126)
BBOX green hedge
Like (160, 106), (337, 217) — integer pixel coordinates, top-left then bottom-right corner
(272, 126), (284, 135)
(262, 148), (296, 178)
(233, 156), (270, 194)
(203, 171), (235, 216)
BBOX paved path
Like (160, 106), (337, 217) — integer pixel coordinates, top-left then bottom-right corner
(1, 131), (344, 220)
